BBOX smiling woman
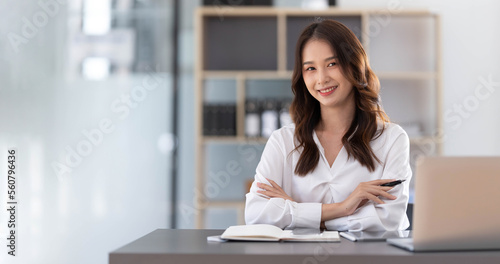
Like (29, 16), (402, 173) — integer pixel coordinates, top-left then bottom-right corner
(245, 19), (412, 232)
(292, 20), (388, 175)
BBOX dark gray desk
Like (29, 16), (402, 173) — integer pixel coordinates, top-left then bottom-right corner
(109, 229), (500, 264)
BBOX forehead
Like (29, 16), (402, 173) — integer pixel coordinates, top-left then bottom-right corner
(302, 39), (335, 61)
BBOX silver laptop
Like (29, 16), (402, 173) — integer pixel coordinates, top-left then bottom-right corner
(387, 157), (500, 251)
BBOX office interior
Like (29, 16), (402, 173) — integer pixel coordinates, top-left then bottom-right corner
(0, 0), (499, 263)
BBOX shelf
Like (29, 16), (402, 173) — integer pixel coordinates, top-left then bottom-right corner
(68, 9), (170, 17)
(203, 136), (268, 144)
(202, 71), (437, 80)
(197, 7), (433, 17)
(203, 136), (435, 145)
(196, 7), (441, 229)
(410, 136), (441, 144)
(203, 71), (292, 79)
(207, 201), (245, 208)
(376, 71), (437, 80)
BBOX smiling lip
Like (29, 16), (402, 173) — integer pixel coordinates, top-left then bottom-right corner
(318, 86), (337, 96)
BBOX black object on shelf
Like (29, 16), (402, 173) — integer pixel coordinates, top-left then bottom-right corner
(222, 104), (236, 135)
(203, 104), (237, 136)
(205, 16), (278, 71)
(203, 0), (272, 6)
(203, 104), (213, 135)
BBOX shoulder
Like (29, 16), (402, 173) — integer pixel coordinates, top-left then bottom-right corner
(267, 124), (297, 151)
(372, 122), (410, 149)
(269, 123), (296, 142)
(380, 122), (408, 139)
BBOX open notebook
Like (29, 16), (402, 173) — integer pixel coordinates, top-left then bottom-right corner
(210, 224), (339, 242)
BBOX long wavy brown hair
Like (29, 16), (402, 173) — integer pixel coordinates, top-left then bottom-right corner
(290, 19), (389, 176)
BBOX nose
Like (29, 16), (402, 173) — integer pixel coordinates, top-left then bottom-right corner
(317, 68), (330, 85)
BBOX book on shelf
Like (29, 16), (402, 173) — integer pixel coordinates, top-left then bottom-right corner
(203, 103), (236, 136)
(209, 224), (340, 242)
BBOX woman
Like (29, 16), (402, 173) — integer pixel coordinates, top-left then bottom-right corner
(245, 19), (411, 231)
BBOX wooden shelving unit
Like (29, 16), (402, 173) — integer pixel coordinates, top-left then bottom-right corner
(195, 7), (441, 228)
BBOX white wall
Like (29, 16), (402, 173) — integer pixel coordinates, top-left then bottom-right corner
(339, 0), (500, 155)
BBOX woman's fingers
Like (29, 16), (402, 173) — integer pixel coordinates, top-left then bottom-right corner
(364, 186), (397, 201)
(257, 189), (291, 201)
(377, 189), (397, 200)
(257, 182), (273, 191)
(257, 180), (294, 201)
(368, 179), (397, 186)
(360, 181), (398, 196)
(337, 179), (403, 216)
(365, 193), (385, 204)
(257, 187), (279, 197)
(380, 186), (394, 192)
(256, 189), (272, 198)
(346, 182), (397, 209)
(257, 183), (280, 196)
(259, 179), (286, 195)
(266, 178), (283, 190)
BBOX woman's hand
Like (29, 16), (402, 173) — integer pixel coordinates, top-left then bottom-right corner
(256, 178), (295, 202)
(321, 179), (398, 222)
(339, 179), (397, 216)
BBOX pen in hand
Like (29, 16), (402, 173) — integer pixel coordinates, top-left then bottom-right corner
(380, 179), (406, 187)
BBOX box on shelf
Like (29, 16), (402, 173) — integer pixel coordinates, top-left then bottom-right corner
(203, 104), (236, 136)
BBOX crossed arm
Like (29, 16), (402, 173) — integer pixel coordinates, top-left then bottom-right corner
(256, 178), (397, 224)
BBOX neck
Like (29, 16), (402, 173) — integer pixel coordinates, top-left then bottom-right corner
(317, 100), (356, 135)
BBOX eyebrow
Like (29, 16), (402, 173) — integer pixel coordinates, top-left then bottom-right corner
(303, 56), (337, 66)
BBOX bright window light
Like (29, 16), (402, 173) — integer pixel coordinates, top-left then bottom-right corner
(83, 0), (111, 35)
(82, 57), (111, 80)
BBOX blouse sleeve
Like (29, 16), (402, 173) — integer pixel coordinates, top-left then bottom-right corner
(244, 131), (322, 229)
(324, 128), (412, 232)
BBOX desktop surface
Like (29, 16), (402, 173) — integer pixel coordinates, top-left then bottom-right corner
(109, 229), (500, 264)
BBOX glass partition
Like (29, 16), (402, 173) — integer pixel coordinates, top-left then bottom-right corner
(0, 1), (174, 264)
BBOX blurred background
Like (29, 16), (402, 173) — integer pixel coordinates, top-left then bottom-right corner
(0, 0), (499, 263)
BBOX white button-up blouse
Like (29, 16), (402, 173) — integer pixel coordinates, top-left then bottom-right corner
(245, 122), (411, 231)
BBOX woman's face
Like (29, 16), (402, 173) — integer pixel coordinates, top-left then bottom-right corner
(301, 39), (354, 111)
